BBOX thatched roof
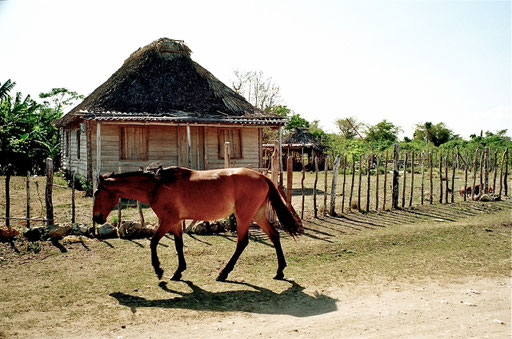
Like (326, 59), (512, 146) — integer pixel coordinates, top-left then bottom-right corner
(56, 38), (285, 127)
(283, 127), (326, 151)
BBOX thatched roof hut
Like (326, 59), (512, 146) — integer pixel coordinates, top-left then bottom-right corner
(263, 128), (327, 171)
(283, 127), (327, 152)
(57, 38), (284, 127)
(56, 38), (286, 180)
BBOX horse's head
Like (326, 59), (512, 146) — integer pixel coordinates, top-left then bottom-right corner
(92, 173), (119, 225)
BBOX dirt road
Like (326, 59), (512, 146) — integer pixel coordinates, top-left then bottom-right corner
(80, 277), (510, 339)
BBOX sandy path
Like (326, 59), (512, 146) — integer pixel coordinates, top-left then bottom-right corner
(90, 277), (510, 339)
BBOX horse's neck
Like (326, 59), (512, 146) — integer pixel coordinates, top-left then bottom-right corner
(114, 175), (156, 204)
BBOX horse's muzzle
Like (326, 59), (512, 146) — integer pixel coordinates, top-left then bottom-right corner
(92, 214), (106, 225)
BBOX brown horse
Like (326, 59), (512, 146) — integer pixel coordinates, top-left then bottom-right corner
(92, 167), (303, 282)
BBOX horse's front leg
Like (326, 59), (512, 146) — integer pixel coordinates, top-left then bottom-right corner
(171, 232), (186, 281)
(150, 231), (165, 279)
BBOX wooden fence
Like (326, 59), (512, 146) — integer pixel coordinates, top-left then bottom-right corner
(283, 145), (510, 218)
(1, 145), (511, 231)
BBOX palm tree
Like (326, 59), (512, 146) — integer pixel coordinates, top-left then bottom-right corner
(0, 79), (16, 101)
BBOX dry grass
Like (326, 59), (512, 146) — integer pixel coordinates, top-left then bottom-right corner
(0, 173), (511, 337)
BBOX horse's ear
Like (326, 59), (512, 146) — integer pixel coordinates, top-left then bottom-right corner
(98, 175), (105, 184)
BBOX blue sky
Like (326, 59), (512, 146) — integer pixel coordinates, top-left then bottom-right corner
(0, 0), (510, 138)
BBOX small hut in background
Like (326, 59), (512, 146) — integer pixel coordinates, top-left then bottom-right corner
(263, 127), (327, 171)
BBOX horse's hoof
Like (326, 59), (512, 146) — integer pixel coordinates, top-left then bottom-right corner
(216, 272), (228, 282)
(273, 272), (285, 280)
(155, 267), (164, 280)
(171, 272), (182, 281)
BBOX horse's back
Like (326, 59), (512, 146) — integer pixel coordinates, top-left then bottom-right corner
(157, 167), (269, 221)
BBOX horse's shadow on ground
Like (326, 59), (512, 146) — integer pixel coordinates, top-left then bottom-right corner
(110, 279), (337, 317)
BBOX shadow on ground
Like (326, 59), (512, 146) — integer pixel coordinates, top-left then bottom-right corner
(110, 279), (337, 317)
(298, 200), (512, 242)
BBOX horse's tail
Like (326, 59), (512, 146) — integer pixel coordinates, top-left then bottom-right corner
(264, 176), (304, 236)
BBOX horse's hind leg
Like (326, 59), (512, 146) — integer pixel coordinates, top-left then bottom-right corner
(253, 204), (287, 280)
(216, 219), (250, 282)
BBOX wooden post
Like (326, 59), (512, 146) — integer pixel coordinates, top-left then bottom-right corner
(439, 152), (444, 204)
(5, 171), (10, 229)
(341, 155), (347, 214)
(330, 155), (341, 216)
(504, 148), (509, 197)
(278, 127), (284, 188)
(186, 123), (192, 169)
(96, 122), (101, 181)
(117, 164), (122, 227)
(286, 156), (293, 209)
(409, 151), (415, 207)
(224, 142), (231, 168)
(402, 152), (408, 208)
(464, 153), (468, 201)
(375, 155), (380, 210)
(301, 146), (305, 219)
(479, 151), (484, 198)
(445, 153), (449, 204)
(366, 155), (371, 212)
(383, 150), (388, 210)
(420, 151), (425, 205)
(357, 156), (362, 212)
(137, 201), (145, 226)
(484, 147), (489, 193)
(313, 156), (319, 218)
(429, 152), (433, 204)
(392, 144), (399, 209)
(349, 154), (356, 212)
(451, 151), (456, 203)
(26, 170), (31, 228)
(45, 158), (54, 226)
(472, 149), (479, 200)
(71, 171), (76, 224)
(86, 121), (93, 182)
(323, 155), (329, 215)
(492, 150), (498, 193)
(269, 148), (279, 222)
(498, 150), (506, 198)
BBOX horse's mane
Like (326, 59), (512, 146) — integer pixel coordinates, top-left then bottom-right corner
(104, 166), (192, 185)
(151, 166), (192, 185)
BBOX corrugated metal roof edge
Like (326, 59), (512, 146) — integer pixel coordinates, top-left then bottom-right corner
(80, 112), (287, 126)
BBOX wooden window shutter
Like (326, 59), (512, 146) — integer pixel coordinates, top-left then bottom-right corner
(121, 126), (148, 160)
(218, 128), (242, 159)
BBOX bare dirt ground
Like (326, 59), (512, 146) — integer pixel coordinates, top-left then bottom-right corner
(66, 277), (509, 339)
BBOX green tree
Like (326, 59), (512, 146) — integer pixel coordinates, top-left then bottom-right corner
(37, 88), (84, 158)
(0, 83), (40, 155)
(365, 120), (401, 143)
(0, 81), (83, 173)
(309, 120), (329, 144)
(335, 116), (363, 139)
(413, 122), (454, 146)
(287, 113), (310, 131)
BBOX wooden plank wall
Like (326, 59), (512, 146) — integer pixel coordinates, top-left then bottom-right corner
(61, 124), (88, 177)
(71, 123), (262, 178)
(205, 126), (260, 168)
